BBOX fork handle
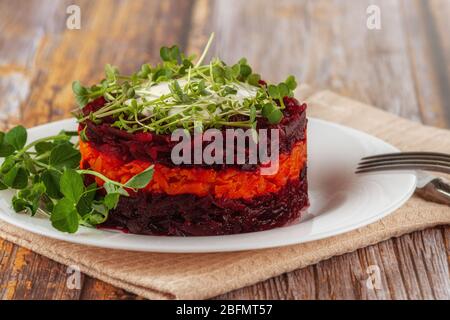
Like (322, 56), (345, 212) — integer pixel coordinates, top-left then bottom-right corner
(416, 178), (450, 206)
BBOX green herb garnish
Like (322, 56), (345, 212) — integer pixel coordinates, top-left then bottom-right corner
(73, 33), (298, 133)
(0, 125), (154, 233)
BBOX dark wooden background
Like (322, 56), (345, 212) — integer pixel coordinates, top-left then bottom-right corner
(0, 0), (449, 299)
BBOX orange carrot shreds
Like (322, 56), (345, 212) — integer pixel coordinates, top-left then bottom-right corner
(79, 140), (307, 200)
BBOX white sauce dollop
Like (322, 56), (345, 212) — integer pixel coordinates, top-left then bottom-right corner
(132, 80), (258, 119)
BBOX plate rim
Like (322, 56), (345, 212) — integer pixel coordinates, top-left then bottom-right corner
(0, 117), (417, 253)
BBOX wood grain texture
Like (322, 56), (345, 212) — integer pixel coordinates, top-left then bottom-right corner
(401, 0), (450, 127)
(0, 238), (82, 299)
(191, 0), (422, 120)
(0, 0), (449, 300)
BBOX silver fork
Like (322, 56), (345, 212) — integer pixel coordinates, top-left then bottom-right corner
(356, 152), (450, 206)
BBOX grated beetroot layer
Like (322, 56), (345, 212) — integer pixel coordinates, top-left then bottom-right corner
(99, 168), (308, 236)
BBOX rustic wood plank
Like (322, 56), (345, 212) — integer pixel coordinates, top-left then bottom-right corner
(444, 227), (450, 260)
(427, 0), (450, 108)
(215, 228), (450, 300)
(79, 276), (143, 300)
(400, 0), (450, 127)
(0, 239), (20, 299)
(0, 239), (82, 299)
(393, 227), (450, 299)
(0, 0), (65, 129)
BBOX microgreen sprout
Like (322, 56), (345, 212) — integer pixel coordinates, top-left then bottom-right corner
(73, 33), (298, 134)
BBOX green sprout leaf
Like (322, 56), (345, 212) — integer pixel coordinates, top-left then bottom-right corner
(103, 181), (117, 194)
(250, 105), (256, 123)
(105, 64), (119, 82)
(278, 83), (289, 98)
(1, 156), (16, 173)
(60, 169), (84, 203)
(0, 142), (15, 157)
(267, 85), (280, 99)
(41, 169), (63, 199)
(35, 141), (55, 154)
(79, 126), (89, 142)
(160, 45), (180, 63)
(76, 182), (97, 216)
(49, 144), (81, 169)
(247, 73), (261, 86)
(262, 103), (274, 118)
(72, 81), (89, 107)
(137, 63), (151, 78)
(231, 64), (240, 77)
(104, 181), (129, 196)
(262, 103), (283, 124)
(104, 193), (120, 210)
(0, 132), (15, 157)
(83, 206), (108, 225)
(239, 64), (252, 79)
(12, 197), (28, 212)
(51, 198), (79, 234)
(3, 166), (29, 189)
(153, 68), (173, 82)
(5, 125), (27, 151)
(72, 80), (87, 96)
(160, 47), (171, 61)
(266, 108), (283, 124)
(285, 75), (297, 91)
(124, 165), (154, 189)
(41, 195), (54, 212)
(12, 182), (46, 215)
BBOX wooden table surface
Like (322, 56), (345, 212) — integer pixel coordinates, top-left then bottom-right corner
(0, 0), (449, 300)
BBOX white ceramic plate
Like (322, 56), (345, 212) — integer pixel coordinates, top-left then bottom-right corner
(0, 118), (416, 253)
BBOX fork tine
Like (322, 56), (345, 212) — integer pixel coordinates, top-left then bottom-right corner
(356, 163), (450, 174)
(357, 152), (450, 174)
(358, 159), (450, 167)
(360, 155), (450, 166)
(362, 152), (450, 161)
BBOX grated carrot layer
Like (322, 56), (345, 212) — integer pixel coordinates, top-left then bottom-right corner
(79, 140), (306, 200)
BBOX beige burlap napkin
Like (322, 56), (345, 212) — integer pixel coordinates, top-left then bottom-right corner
(0, 90), (449, 299)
